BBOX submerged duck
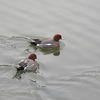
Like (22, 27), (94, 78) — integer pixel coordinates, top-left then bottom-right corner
(29, 34), (63, 48)
(16, 54), (38, 71)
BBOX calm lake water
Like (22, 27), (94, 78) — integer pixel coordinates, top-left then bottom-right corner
(0, 0), (100, 100)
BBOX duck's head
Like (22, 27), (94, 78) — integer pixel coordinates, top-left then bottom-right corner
(28, 54), (37, 61)
(53, 34), (62, 41)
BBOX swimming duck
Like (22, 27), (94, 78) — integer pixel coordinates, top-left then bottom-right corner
(29, 34), (62, 48)
(16, 54), (38, 71)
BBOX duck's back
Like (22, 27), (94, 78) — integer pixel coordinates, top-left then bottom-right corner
(18, 58), (37, 71)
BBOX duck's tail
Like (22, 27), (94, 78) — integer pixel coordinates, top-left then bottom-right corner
(29, 39), (41, 45)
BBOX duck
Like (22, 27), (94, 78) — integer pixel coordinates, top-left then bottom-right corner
(29, 34), (63, 48)
(16, 54), (38, 71)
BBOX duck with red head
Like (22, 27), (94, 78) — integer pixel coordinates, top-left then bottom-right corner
(16, 54), (38, 71)
(29, 34), (63, 48)
(28, 54), (37, 60)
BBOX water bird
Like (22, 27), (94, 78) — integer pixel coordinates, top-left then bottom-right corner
(29, 34), (63, 48)
(16, 54), (38, 71)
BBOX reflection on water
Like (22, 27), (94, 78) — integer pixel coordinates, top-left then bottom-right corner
(13, 70), (24, 80)
(30, 45), (61, 56)
(13, 68), (38, 80)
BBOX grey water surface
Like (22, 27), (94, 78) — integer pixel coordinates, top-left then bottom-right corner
(0, 0), (100, 100)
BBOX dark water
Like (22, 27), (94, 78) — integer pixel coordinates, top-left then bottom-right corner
(0, 0), (100, 100)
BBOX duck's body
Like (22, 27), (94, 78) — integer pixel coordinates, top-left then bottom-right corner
(16, 54), (37, 71)
(29, 34), (62, 48)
